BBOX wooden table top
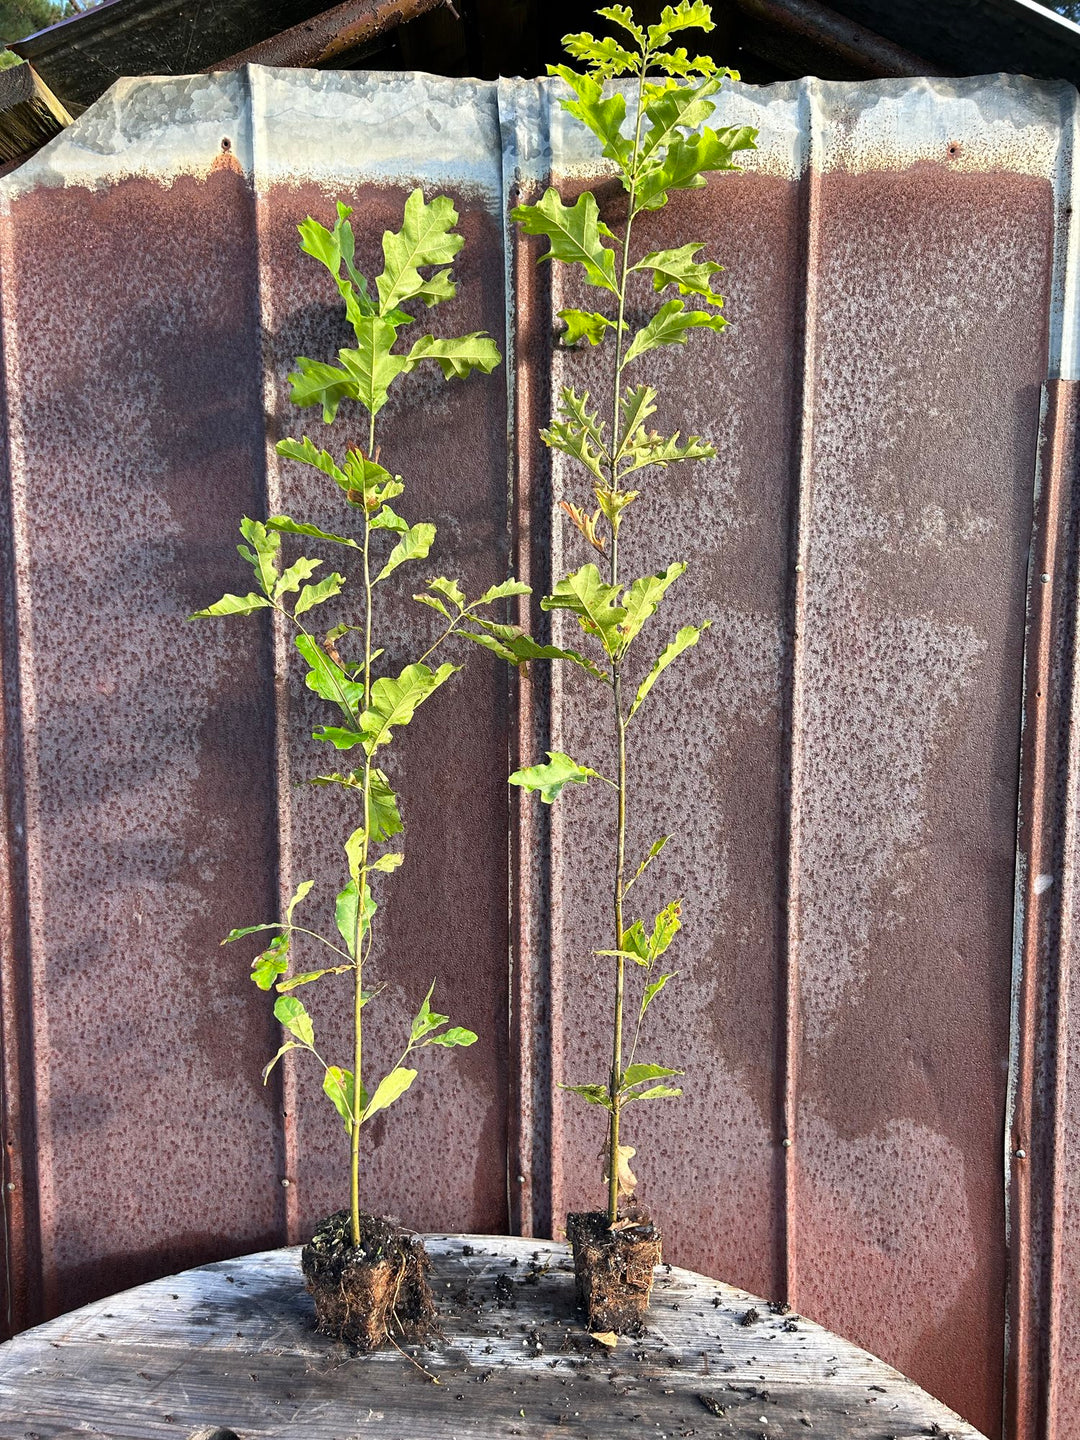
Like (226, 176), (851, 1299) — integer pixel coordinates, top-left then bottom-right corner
(0, 1234), (986, 1439)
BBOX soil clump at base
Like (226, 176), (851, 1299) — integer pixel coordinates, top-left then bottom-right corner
(566, 1210), (661, 1333)
(300, 1210), (437, 1351)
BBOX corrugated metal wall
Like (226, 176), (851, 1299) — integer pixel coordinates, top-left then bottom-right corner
(0, 65), (1075, 1438)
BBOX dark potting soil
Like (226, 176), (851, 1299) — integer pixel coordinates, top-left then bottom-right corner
(300, 1210), (437, 1352)
(566, 1210), (662, 1335)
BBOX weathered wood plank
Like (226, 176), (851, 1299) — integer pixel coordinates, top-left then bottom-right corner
(0, 1237), (986, 1439)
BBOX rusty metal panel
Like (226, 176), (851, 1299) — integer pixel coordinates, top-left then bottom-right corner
(509, 73), (1072, 1440)
(0, 62), (1079, 1440)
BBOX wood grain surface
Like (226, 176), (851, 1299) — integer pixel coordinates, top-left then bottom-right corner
(0, 1235), (987, 1439)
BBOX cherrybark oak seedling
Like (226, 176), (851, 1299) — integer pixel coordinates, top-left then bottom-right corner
(507, 0), (757, 1329)
(193, 190), (513, 1347)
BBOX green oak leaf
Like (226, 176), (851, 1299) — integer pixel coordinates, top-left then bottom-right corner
(559, 308), (617, 346)
(268, 515), (360, 549)
(190, 591), (271, 619)
(633, 243), (723, 302)
(294, 573), (345, 617)
(286, 357), (355, 423)
(275, 436), (350, 492)
(337, 317), (410, 418)
(376, 188), (464, 314)
(362, 1066), (418, 1122)
(405, 333), (502, 379)
(295, 633), (364, 718)
(376, 523), (436, 582)
(618, 563), (686, 649)
(541, 563), (626, 656)
(629, 622), (710, 718)
(511, 189), (618, 293)
(360, 662), (458, 752)
(509, 750), (600, 803)
(548, 66), (632, 165)
(237, 517), (280, 598)
(623, 299), (727, 366)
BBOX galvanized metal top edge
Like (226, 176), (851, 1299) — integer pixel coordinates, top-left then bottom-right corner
(5, 69), (1074, 203)
(545, 73), (1073, 182)
(0, 67), (505, 201)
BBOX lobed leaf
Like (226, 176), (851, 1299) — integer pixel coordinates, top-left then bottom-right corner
(238, 517), (281, 598)
(275, 436), (350, 492)
(633, 243), (723, 302)
(295, 572), (345, 617)
(405, 332), (502, 380)
(274, 556), (321, 601)
(596, 4), (646, 45)
(476, 578), (532, 605)
(376, 523), (436, 582)
(511, 189), (618, 293)
(559, 35), (639, 78)
(619, 430), (716, 477)
(509, 750), (599, 804)
(618, 563), (686, 650)
(647, 0), (715, 45)
(559, 308), (617, 346)
(623, 298), (727, 366)
(542, 563), (627, 656)
(337, 318), (410, 418)
(361, 661), (458, 752)
(548, 66), (632, 166)
(190, 591), (271, 619)
(295, 634), (365, 718)
(376, 188), (464, 314)
(629, 622), (710, 718)
(268, 514), (360, 550)
(287, 356), (356, 424)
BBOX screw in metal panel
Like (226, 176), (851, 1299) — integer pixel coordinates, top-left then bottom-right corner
(1015, 1149), (1027, 1159)
(1041, 574), (1051, 583)
(517, 1174), (526, 1184)
(281, 1178), (291, 1187)
(4, 1182), (12, 1191)
(781, 1138), (793, 1148)
(794, 564), (804, 573)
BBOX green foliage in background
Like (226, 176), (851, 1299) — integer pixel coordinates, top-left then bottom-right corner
(509, 1), (757, 1226)
(194, 192), (508, 1248)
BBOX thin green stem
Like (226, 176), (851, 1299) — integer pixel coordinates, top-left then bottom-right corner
(605, 48), (650, 1227)
(351, 410), (378, 1248)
